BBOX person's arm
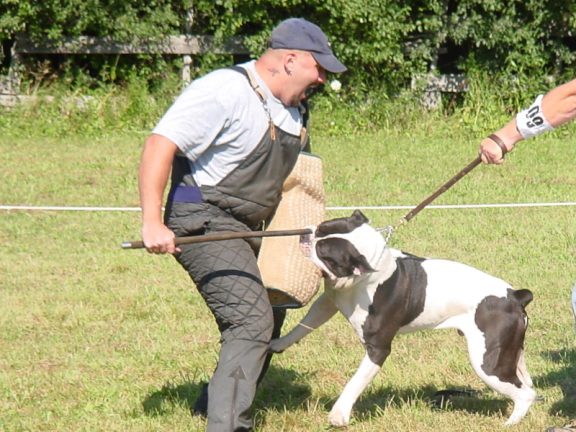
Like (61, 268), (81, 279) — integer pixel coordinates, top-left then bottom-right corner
(480, 78), (576, 164)
(139, 133), (180, 254)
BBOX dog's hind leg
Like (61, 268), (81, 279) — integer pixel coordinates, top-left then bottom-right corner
(328, 354), (381, 427)
(493, 377), (536, 426)
(463, 327), (536, 425)
(516, 349), (533, 388)
(462, 299), (536, 425)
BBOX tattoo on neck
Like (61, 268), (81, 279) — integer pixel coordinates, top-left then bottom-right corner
(269, 67), (280, 76)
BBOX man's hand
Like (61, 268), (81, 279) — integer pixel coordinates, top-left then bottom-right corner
(142, 222), (180, 254)
(479, 136), (506, 164)
(478, 121), (522, 165)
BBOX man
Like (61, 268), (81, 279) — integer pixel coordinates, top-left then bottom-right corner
(478, 79), (576, 432)
(138, 17), (346, 431)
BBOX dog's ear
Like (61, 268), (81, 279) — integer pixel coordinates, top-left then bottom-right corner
(510, 289), (533, 308)
(352, 254), (375, 275)
(351, 209), (369, 224)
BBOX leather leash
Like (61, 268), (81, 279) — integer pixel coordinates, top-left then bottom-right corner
(396, 155), (482, 227)
(389, 134), (507, 234)
(121, 228), (313, 250)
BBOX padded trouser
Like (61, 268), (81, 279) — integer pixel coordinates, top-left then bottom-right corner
(175, 235), (283, 431)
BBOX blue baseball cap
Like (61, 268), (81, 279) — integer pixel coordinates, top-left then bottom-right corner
(269, 18), (347, 73)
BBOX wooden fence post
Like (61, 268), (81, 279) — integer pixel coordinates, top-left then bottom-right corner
(7, 43), (22, 95)
(181, 8), (194, 86)
(411, 73), (469, 109)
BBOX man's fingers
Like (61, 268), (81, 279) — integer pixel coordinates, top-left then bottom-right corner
(479, 140), (505, 165)
(145, 240), (177, 254)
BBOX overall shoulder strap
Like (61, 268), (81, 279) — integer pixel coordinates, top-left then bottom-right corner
(228, 65), (276, 140)
(228, 66), (267, 105)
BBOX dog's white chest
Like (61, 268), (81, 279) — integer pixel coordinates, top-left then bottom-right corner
(330, 280), (379, 343)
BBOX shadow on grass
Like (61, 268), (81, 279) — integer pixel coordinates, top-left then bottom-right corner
(538, 348), (576, 417)
(259, 377), (508, 424)
(142, 374), (200, 416)
(142, 365), (312, 417)
(253, 365), (312, 411)
(343, 384), (508, 422)
(141, 367), (515, 424)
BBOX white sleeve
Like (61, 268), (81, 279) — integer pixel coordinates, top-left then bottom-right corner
(152, 83), (230, 161)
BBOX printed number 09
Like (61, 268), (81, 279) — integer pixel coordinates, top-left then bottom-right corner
(527, 116), (544, 128)
(526, 105), (543, 128)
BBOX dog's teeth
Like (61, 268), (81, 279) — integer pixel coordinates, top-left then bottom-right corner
(299, 234), (313, 257)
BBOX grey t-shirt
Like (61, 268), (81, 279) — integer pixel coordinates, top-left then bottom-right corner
(152, 60), (303, 187)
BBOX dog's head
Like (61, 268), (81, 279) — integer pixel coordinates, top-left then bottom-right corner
(300, 210), (387, 284)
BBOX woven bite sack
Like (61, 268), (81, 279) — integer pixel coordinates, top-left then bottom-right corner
(258, 153), (325, 308)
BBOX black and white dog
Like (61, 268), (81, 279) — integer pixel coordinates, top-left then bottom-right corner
(269, 210), (536, 426)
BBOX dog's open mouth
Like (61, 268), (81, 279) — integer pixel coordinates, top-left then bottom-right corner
(299, 232), (313, 258)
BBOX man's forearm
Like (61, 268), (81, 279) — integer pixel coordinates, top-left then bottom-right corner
(139, 134), (178, 226)
(541, 78), (576, 128)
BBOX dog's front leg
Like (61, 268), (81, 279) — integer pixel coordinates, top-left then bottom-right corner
(269, 292), (338, 353)
(329, 354), (381, 427)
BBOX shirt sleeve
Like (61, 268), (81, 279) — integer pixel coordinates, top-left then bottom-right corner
(152, 72), (239, 161)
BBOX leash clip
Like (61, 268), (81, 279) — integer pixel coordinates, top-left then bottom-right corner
(376, 225), (395, 244)
(395, 217), (407, 230)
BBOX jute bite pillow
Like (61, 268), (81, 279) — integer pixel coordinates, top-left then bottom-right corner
(258, 153), (325, 308)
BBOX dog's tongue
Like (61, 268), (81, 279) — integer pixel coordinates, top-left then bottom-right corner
(299, 233), (313, 257)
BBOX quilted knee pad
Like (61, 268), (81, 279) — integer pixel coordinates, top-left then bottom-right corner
(176, 237), (274, 343)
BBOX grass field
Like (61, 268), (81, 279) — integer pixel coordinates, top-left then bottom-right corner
(1, 121), (576, 431)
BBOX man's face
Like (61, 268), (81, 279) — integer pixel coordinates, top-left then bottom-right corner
(286, 51), (327, 106)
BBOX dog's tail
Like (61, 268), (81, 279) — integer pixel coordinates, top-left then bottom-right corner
(512, 289), (533, 308)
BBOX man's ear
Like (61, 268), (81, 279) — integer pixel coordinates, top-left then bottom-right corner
(284, 52), (297, 75)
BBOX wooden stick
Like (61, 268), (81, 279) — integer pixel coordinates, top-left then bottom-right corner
(121, 228), (313, 250)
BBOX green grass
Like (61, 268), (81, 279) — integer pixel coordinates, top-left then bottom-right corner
(1, 115), (576, 431)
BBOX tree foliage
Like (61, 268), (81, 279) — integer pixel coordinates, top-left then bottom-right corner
(1, 0), (575, 98)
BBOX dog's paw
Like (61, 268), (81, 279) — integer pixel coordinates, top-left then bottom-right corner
(328, 408), (350, 427)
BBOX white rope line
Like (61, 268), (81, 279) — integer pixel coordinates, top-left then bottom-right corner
(327, 202), (576, 210)
(1, 202), (576, 212)
(0, 205), (142, 212)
